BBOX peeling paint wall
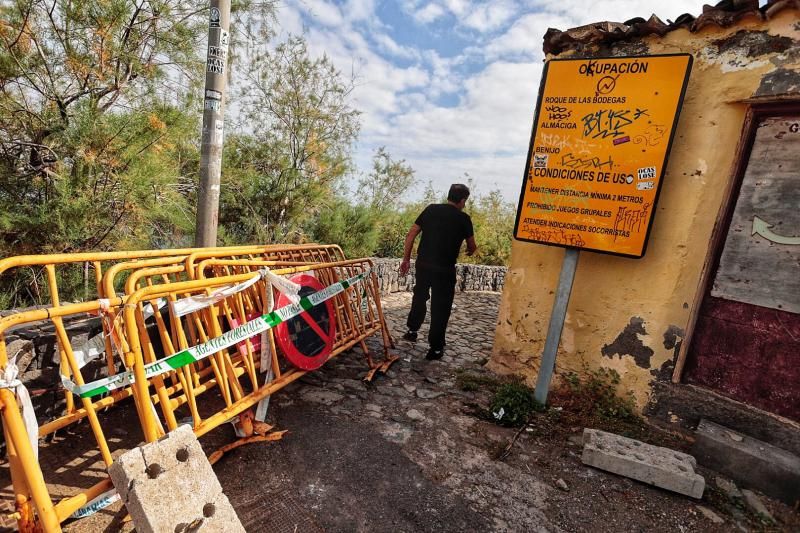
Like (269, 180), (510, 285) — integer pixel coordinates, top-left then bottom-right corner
(489, 11), (800, 410)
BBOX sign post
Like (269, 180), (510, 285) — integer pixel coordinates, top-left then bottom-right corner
(514, 54), (693, 404)
(196, 0), (231, 247)
(534, 247), (579, 404)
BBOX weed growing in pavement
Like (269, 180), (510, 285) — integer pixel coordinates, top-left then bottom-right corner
(489, 382), (544, 427)
(541, 366), (681, 445)
(562, 367), (638, 423)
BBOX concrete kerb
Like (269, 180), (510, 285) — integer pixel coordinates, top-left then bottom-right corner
(692, 419), (800, 506)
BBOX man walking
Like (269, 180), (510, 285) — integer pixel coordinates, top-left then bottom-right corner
(399, 184), (477, 360)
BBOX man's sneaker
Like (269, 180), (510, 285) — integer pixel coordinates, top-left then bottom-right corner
(402, 330), (418, 342)
(425, 348), (444, 360)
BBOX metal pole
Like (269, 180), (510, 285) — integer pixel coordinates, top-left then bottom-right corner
(195, 0), (231, 247)
(534, 248), (580, 405)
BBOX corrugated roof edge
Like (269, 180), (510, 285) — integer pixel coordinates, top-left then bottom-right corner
(543, 0), (800, 55)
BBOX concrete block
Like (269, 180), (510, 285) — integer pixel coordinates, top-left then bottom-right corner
(581, 428), (705, 498)
(109, 424), (245, 533)
(692, 419), (800, 506)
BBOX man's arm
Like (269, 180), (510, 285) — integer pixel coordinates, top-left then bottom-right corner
(399, 224), (421, 276)
(465, 235), (477, 256)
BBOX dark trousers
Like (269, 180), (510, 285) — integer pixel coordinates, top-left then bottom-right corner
(406, 266), (456, 351)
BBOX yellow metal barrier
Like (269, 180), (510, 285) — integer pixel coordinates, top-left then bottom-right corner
(0, 245), (321, 422)
(0, 246), (396, 532)
(0, 245), (343, 446)
(0, 298), (121, 531)
(119, 258), (393, 441)
(183, 244), (346, 279)
(195, 258), (396, 377)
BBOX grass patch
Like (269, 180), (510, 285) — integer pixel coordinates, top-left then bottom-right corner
(545, 367), (646, 439)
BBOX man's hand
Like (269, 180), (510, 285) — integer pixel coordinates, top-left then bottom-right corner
(466, 236), (477, 256)
(400, 224), (421, 277)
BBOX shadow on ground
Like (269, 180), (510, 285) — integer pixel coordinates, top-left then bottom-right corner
(219, 404), (489, 533)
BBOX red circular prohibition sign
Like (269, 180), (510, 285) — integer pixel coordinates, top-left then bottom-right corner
(274, 273), (336, 370)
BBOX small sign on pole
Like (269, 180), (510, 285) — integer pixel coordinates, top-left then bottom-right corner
(514, 54), (693, 258)
(514, 54), (693, 404)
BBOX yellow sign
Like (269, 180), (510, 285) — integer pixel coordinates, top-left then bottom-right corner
(513, 54), (693, 258)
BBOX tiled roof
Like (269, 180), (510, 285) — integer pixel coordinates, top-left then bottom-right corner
(543, 0), (800, 55)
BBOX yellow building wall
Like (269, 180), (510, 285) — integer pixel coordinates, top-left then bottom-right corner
(489, 11), (800, 409)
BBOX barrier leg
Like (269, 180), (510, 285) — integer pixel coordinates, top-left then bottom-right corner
(1, 390), (61, 532)
(51, 317), (113, 466)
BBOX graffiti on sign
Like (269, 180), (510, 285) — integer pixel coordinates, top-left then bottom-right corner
(514, 54), (692, 257)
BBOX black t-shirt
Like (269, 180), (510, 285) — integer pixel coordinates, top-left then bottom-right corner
(414, 203), (474, 272)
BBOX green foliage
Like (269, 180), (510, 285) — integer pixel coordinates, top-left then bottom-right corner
(0, 3), (517, 306)
(0, 0), (205, 256)
(464, 190), (515, 266)
(489, 381), (542, 427)
(357, 147), (416, 208)
(221, 36), (360, 244)
(308, 198), (379, 258)
(372, 207), (418, 258)
(562, 368), (638, 422)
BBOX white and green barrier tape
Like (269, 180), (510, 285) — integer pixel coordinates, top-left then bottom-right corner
(62, 269), (371, 400)
(70, 488), (120, 519)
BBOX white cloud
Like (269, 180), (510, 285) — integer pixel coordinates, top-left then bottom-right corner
(405, 153), (526, 201)
(357, 59), (542, 199)
(483, 12), (573, 60)
(523, 0), (702, 25)
(442, 0), (471, 17)
(373, 33), (420, 61)
(462, 2), (517, 33)
(343, 0), (377, 22)
(390, 61), (535, 152)
(300, 25), (430, 125)
(423, 50), (463, 99)
(414, 3), (447, 24)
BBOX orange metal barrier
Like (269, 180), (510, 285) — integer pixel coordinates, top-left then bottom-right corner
(0, 247), (395, 532)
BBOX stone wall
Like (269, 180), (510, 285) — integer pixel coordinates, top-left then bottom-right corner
(370, 258), (506, 293)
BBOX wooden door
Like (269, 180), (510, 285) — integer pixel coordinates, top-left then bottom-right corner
(684, 114), (800, 421)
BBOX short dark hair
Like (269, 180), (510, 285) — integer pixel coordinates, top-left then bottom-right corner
(447, 184), (470, 203)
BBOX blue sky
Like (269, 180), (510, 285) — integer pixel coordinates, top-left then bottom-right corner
(275, 0), (705, 202)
